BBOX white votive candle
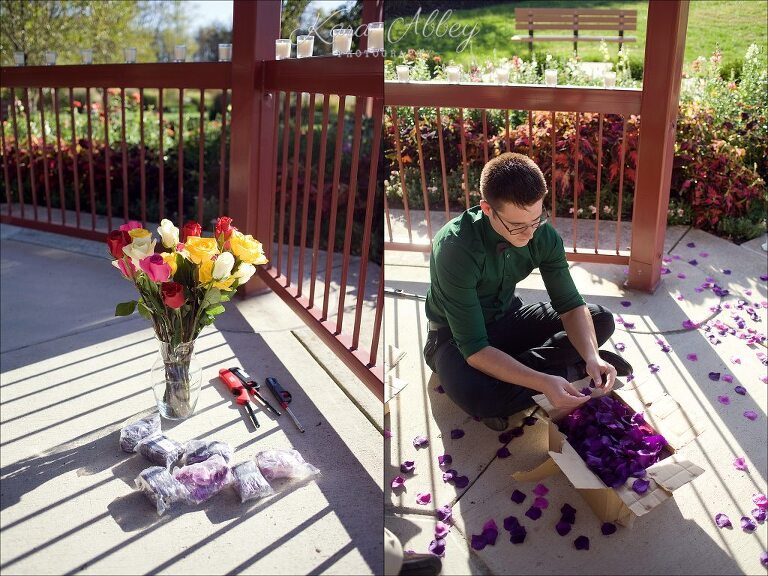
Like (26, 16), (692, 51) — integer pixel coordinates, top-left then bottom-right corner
(173, 44), (186, 62)
(332, 28), (353, 55)
(544, 69), (558, 87)
(80, 48), (93, 64)
(44, 50), (57, 65)
(495, 67), (509, 84)
(14, 51), (25, 66)
(367, 22), (384, 52)
(124, 47), (137, 63)
(218, 43), (232, 62)
(396, 65), (410, 82)
(446, 65), (461, 83)
(603, 71), (617, 88)
(297, 35), (314, 58)
(275, 39), (291, 60)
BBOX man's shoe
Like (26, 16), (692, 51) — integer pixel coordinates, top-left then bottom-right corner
(598, 349), (633, 376)
(399, 553), (442, 576)
(482, 416), (509, 431)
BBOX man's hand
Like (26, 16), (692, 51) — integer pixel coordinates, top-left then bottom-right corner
(585, 355), (617, 394)
(542, 375), (590, 413)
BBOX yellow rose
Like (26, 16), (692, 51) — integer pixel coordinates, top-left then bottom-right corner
(128, 228), (151, 239)
(229, 234), (268, 265)
(198, 257), (237, 290)
(161, 252), (178, 277)
(185, 236), (219, 264)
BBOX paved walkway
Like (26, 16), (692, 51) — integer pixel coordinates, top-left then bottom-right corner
(384, 222), (767, 575)
(0, 224), (383, 575)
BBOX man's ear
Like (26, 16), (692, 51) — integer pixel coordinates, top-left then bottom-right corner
(479, 199), (492, 217)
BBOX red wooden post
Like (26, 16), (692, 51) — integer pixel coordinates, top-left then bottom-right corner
(626, 1), (689, 292)
(229, 0), (281, 294)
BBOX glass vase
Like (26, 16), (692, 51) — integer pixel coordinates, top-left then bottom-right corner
(151, 340), (202, 420)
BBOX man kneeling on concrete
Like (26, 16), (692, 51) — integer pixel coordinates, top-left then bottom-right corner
(423, 153), (632, 431)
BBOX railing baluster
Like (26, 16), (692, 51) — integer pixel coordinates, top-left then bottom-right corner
(389, 107), (412, 242)
(69, 88), (80, 228)
(23, 88), (37, 221)
(297, 92), (316, 298)
(335, 95), (364, 334)
(267, 88), (280, 262)
(595, 113), (604, 253)
(384, 185), (392, 242)
(528, 110), (534, 159)
(309, 94), (331, 309)
(218, 89), (229, 218)
(10, 88), (22, 219)
(277, 91), (291, 275)
(53, 88), (65, 225)
(287, 91), (303, 286)
(459, 108), (470, 209)
(178, 88), (184, 223)
(550, 111), (556, 224)
(369, 263), (384, 367)
(436, 106), (450, 221)
(572, 112), (580, 252)
(505, 109), (511, 152)
(158, 89), (165, 222)
(85, 88), (96, 230)
(352, 97), (383, 349)
(1, 108), (11, 217)
(120, 88), (129, 223)
(103, 87), (112, 231)
(139, 88), (146, 226)
(38, 87), (52, 222)
(322, 94), (346, 322)
(413, 106), (433, 240)
(197, 88), (205, 224)
(616, 115), (628, 254)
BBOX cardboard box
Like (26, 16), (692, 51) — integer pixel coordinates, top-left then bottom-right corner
(513, 376), (706, 527)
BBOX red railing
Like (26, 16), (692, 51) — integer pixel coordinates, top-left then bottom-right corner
(384, 82), (642, 265)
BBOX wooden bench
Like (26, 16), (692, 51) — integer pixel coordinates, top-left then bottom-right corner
(512, 7), (637, 54)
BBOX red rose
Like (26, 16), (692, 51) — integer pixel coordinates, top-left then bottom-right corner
(161, 282), (185, 309)
(181, 221), (202, 242)
(214, 216), (237, 241)
(106, 229), (131, 259)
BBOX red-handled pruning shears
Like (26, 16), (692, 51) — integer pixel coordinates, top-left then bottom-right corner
(218, 368), (260, 429)
(228, 366), (282, 417)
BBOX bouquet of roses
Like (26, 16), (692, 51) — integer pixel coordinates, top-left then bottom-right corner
(106, 216), (267, 418)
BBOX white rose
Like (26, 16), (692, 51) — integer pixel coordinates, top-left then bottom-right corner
(232, 263), (256, 285)
(157, 219), (179, 248)
(212, 251), (235, 279)
(123, 236), (157, 264)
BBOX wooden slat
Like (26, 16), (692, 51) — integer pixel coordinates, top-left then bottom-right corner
(516, 8), (637, 16)
(514, 24), (637, 31)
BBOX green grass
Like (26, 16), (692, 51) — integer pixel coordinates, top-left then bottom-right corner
(385, 0), (767, 68)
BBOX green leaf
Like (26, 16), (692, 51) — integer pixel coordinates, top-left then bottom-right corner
(206, 304), (226, 317)
(201, 287), (221, 309)
(137, 300), (153, 320)
(115, 300), (137, 316)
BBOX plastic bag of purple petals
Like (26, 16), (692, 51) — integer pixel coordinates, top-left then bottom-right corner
(119, 412), (161, 453)
(172, 454), (233, 505)
(231, 459), (275, 502)
(181, 439), (234, 466)
(136, 434), (185, 469)
(255, 449), (320, 482)
(134, 465), (190, 516)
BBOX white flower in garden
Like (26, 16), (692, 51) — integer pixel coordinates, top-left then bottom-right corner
(233, 263), (256, 285)
(212, 251), (235, 280)
(157, 219), (179, 248)
(123, 234), (157, 263)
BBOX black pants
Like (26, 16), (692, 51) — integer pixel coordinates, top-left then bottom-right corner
(423, 302), (615, 419)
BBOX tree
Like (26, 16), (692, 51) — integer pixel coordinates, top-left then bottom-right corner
(195, 23), (231, 63)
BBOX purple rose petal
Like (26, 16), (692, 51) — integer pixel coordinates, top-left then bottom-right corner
(511, 489), (526, 504)
(497, 446), (511, 458)
(450, 428), (465, 440)
(761, 551), (768, 567)
(384, 429), (392, 438)
(760, 274), (768, 281)
(601, 522), (617, 535)
(428, 538), (446, 558)
(715, 513), (732, 528)
(660, 267), (671, 275)
(730, 356), (742, 365)
(734, 385), (747, 395)
(435, 521), (450, 538)
(574, 535), (590, 550)
(744, 410), (758, 421)
(438, 454), (452, 467)
(649, 363), (660, 373)
(754, 494), (767, 509)
(733, 457), (748, 471)
(509, 525), (527, 544)
(481, 519), (499, 546)
(580, 387), (592, 396)
(723, 269), (731, 275)
(686, 353), (698, 361)
(683, 320), (698, 329)
(623, 321), (636, 329)
(400, 460), (415, 474)
(391, 476), (405, 489)
(677, 273), (687, 279)
(416, 492), (432, 505)
(413, 435), (429, 448)
(533, 496), (549, 509)
(442, 469), (456, 483)
(632, 478), (651, 494)
(436, 505), (453, 523)
(621, 301), (632, 307)
(686, 242), (696, 248)
(524, 506), (542, 520)
(434, 384), (445, 394)
(533, 483), (550, 496)
(523, 415), (538, 426)
(741, 516), (757, 532)
(503, 515), (520, 530)
(699, 252), (709, 257)
(695, 287), (704, 293)
(615, 342), (626, 352)
(555, 520), (572, 536)
(453, 476), (470, 489)
(708, 372), (721, 381)
(717, 395), (731, 405)
(510, 426), (525, 438)
(688, 259), (698, 266)
(752, 508), (767, 523)
(470, 534), (487, 551)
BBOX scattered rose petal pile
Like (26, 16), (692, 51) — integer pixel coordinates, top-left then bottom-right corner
(470, 519), (499, 551)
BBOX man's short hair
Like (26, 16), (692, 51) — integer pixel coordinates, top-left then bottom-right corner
(480, 152), (548, 208)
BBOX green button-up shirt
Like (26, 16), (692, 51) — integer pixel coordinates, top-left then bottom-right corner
(425, 205), (585, 359)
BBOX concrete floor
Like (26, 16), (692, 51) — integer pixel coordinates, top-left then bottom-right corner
(0, 224), (383, 575)
(384, 220), (767, 575)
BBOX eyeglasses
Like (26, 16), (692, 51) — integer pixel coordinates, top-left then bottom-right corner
(492, 207), (549, 236)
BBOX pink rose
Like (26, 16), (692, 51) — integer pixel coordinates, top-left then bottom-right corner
(114, 257), (136, 279)
(139, 254), (171, 282)
(119, 220), (143, 231)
